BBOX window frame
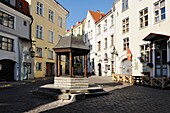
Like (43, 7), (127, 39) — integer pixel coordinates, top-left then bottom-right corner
(49, 9), (54, 22)
(48, 30), (54, 43)
(0, 10), (15, 29)
(123, 37), (129, 51)
(36, 25), (43, 39)
(139, 7), (148, 29)
(0, 35), (14, 52)
(154, 0), (166, 23)
(36, 62), (42, 71)
(122, 17), (129, 34)
(36, 1), (44, 16)
(36, 47), (43, 57)
(58, 16), (63, 28)
(122, 0), (129, 12)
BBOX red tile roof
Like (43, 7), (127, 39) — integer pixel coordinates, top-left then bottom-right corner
(89, 10), (106, 23)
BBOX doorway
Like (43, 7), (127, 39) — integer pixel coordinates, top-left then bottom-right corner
(46, 63), (54, 76)
(23, 62), (31, 80)
(0, 60), (15, 81)
(98, 63), (102, 76)
(155, 41), (167, 77)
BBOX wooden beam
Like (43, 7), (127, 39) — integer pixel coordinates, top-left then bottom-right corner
(58, 55), (61, 76)
(69, 52), (73, 77)
(84, 55), (87, 78)
(55, 53), (58, 77)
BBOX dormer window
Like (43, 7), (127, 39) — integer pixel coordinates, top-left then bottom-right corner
(17, 2), (22, 9)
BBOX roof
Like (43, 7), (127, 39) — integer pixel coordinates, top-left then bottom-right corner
(89, 10), (106, 23)
(53, 35), (89, 51)
(0, 0), (32, 18)
(143, 33), (170, 41)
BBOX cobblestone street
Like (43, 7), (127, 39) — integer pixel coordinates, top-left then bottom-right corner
(0, 77), (170, 113)
(44, 86), (170, 113)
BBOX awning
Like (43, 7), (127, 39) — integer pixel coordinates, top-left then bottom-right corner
(143, 33), (170, 41)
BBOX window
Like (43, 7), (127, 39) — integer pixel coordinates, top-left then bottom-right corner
(88, 20), (90, 28)
(36, 62), (42, 71)
(154, 0), (166, 23)
(122, 17), (129, 33)
(105, 38), (107, 49)
(139, 7), (148, 29)
(36, 1), (43, 16)
(110, 15), (114, 27)
(49, 10), (54, 22)
(84, 34), (86, 43)
(36, 47), (42, 57)
(0, 10), (15, 29)
(89, 45), (92, 50)
(140, 44), (149, 62)
(0, 35), (13, 52)
(36, 25), (43, 39)
(48, 50), (53, 59)
(123, 38), (129, 51)
(122, 0), (128, 12)
(98, 41), (101, 51)
(111, 35), (114, 46)
(17, 1), (22, 9)
(23, 21), (27, 26)
(97, 24), (101, 35)
(58, 16), (62, 28)
(104, 19), (107, 31)
(48, 30), (54, 43)
(78, 27), (80, 35)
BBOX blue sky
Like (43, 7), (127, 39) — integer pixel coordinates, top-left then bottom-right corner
(57, 0), (114, 30)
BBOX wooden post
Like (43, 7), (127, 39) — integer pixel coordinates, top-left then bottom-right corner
(56, 53), (58, 77)
(69, 52), (73, 77)
(72, 55), (74, 77)
(58, 55), (61, 76)
(84, 55), (87, 78)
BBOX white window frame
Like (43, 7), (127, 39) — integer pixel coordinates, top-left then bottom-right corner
(123, 37), (129, 51)
(97, 24), (101, 35)
(122, 0), (128, 12)
(104, 19), (107, 31)
(36, 47), (43, 57)
(58, 16), (62, 28)
(48, 30), (54, 43)
(49, 9), (54, 22)
(36, 25), (43, 39)
(122, 17), (129, 34)
(36, 62), (42, 71)
(48, 49), (54, 59)
(139, 7), (148, 29)
(36, 1), (44, 16)
(154, 0), (166, 23)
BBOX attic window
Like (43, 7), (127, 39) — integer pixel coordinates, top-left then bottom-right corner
(17, 2), (22, 9)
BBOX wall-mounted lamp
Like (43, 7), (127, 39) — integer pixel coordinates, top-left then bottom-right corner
(112, 46), (118, 56)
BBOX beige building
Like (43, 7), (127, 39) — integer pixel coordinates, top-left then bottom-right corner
(26, 0), (69, 78)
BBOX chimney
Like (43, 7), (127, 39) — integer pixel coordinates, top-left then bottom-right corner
(97, 10), (100, 13)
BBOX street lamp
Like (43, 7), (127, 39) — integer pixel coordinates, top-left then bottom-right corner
(112, 46), (118, 56)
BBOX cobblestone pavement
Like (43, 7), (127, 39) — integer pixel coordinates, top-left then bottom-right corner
(0, 76), (170, 113)
(43, 86), (170, 113)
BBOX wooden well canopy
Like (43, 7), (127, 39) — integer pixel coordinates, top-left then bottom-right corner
(53, 35), (90, 78)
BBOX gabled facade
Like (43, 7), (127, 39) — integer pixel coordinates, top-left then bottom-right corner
(0, 0), (34, 80)
(113, 0), (170, 78)
(26, 0), (69, 78)
(83, 10), (105, 74)
(95, 10), (115, 76)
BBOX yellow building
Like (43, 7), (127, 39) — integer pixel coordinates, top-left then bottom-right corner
(66, 18), (86, 36)
(26, 0), (69, 78)
(65, 19), (86, 74)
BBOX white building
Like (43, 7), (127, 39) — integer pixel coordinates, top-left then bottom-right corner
(0, 0), (34, 81)
(113, 0), (170, 78)
(83, 10), (105, 75)
(95, 10), (115, 76)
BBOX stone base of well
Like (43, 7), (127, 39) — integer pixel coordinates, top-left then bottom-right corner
(54, 76), (89, 89)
